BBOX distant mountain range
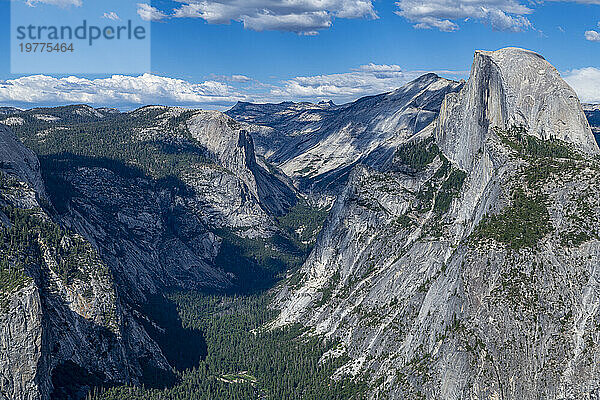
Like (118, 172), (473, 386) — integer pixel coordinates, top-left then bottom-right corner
(227, 74), (465, 202)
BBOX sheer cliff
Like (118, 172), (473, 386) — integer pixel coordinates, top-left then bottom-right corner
(0, 125), (171, 400)
(275, 48), (600, 399)
(584, 103), (600, 145)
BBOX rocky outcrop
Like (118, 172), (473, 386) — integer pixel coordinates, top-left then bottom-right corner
(584, 103), (600, 144)
(227, 101), (338, 159)
(57, 164), (231, 303)
(437, 48), (599, 172)
(0, 125), (47, 201)
(186, 110), (297, 218)
(275, 48), (600, 399)
(0, 283), (45, 400)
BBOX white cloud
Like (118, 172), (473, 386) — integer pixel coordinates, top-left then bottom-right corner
(170, 0), (377, 34)
(0, 74), (248, 108)
(230, 75), (252, 83)
(564, 67), (600, 103)
(358, 63), (403, 72)
(25, 0), (81, 6)
(395, 0), (533, 32)
(585, 30), (600, 41)
(0, 66), (470, 109)
(413, 17), (458, 32)
(102, 12), (120, 21)
(269, 64), (423, 102)
(137, 3), (168, 21)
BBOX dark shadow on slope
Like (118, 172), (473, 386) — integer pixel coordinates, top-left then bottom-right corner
(39, 153), (307, 296)
(39, 153), (306, 295)
(51, 361), (108, 400)
(214, 229), (306, 294)
(137, 294), (208, 373)
(36, 151), (323, 397)
(583, 109), (600, 149)
(39, 153), (193, 212)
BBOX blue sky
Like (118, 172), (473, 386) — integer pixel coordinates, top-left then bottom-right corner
(0, 0), (599, 109)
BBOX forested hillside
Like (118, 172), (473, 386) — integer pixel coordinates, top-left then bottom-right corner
(0, 105), (335, 399)
(90, 293), (367, 400)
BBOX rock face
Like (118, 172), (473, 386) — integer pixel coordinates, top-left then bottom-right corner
(227, 101), (339, 160)
(186, 110), (297, 219)
(0, 125), (46, 200)
(0, 126), (169, 400)
(437, 48), (599, 171)
(57, 164), (231, 303)
(0, 283), (45, 400)
(583, 103), (600, 144)
(275, 48), (600, 399)
(0, 105), (299, 399)
(228, 74), (464, 200)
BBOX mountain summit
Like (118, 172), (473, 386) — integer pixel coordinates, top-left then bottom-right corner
(275, 48), (600, 399)
(437, 47), (598, 171)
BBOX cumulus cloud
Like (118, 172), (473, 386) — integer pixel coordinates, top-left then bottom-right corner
(229, 75), (252, 83)
(585, 30), (600, 41)
(102, 12), (120, 21)
(170, 0), (377, 34)
(0, 74), (248, 108)
(413, 17), (458, 32)
(25, 0), (81, 6)
(351, 63), (408, 80)
(0, 66), (470, 109)
(584, 22), (600, 41)
(395, 0), (533, 32)
(564, 67), (600, 103)
(358, 63), (403, 72)
(137, 3), (168, 21)
(269, 63), (431, 103)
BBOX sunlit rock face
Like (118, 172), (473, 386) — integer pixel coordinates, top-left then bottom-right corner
(437, 47), (599, 172)
(228, 74), (464, 202)
(275, 48), (600, 399)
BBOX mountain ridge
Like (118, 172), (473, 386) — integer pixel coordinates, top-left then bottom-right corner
(227, 73), (465, 202)
(274, 47), (600, 399)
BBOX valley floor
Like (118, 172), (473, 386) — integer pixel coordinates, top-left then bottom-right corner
(90, 291), (368, 400)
